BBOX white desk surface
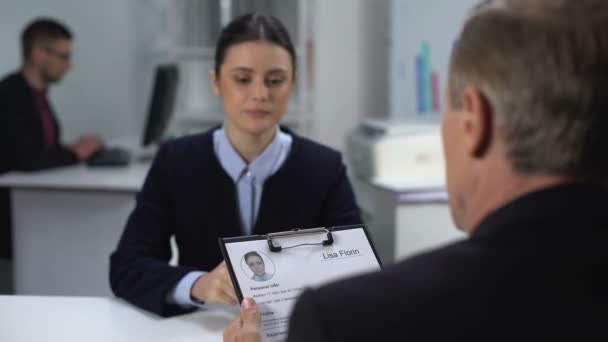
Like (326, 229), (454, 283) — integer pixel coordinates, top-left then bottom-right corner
(0, 295), (236, 342)
(0, 163), (150, 192)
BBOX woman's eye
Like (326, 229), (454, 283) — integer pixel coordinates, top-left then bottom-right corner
(266, 78), (284, 86)
(235, 77), (250, 84)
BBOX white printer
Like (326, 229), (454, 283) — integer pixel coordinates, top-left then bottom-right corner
(346, 118), (446, 187)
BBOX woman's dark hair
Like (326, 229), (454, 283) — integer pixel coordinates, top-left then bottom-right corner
(214, 12), (296, 78)
(244, 251), (264, 263)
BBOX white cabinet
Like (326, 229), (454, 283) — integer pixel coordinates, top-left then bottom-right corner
(136, 0), (316, 138)
(351, 176), (464, 265)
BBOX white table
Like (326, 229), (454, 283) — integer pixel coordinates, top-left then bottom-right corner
(0, 164), (150, 296)
(0, 295), (235, 342)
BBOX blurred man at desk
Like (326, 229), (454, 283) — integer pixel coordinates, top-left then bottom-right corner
(0, 18), (102, 174)
(0, 18), (102, 263)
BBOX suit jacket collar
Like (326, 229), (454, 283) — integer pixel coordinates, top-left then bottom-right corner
(471, 183), (608, 242)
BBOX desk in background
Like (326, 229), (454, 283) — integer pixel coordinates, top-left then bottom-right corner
(0, 295), (233, 342)
(0, 164), (150, 296)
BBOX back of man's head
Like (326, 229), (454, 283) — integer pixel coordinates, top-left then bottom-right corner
(449, 0), (608, 183)
(21, 18), (72, 63)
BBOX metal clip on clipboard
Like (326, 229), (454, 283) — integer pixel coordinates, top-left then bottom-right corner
(266, 227), (334, 252)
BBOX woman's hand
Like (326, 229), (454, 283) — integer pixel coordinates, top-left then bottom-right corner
(191, 261), (238, 305)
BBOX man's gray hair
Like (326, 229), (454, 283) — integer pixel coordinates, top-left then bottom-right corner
(449, 0), (608, 182)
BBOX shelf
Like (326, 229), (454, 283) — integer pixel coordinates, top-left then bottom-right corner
(172, 46), (214, 58)
(152, 45), (306, 60)
(151, 46), (214, 59)
(175, 110), (310, 128)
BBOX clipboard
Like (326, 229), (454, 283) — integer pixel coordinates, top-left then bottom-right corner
(218, 224), (382, 342)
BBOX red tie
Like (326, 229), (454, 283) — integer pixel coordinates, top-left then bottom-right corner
(33, 90), (56, 147)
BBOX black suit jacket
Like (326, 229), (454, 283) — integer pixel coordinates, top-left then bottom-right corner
(0, 72), (77, 174)
(286, 184), (608, 341)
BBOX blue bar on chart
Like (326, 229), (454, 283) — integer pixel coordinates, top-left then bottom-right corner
(415, 40), (441, 114)
(422, 41), (432, 113)
(415, 55), (425, 113)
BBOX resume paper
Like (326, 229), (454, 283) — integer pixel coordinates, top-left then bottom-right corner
(222, 226), (381, 342)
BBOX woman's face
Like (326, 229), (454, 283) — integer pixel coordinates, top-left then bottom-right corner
(246, 255), (266, 276)
(211, 40), (294, 138)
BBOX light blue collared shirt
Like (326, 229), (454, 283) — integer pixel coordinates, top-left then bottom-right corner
(168, 126), (292, 307)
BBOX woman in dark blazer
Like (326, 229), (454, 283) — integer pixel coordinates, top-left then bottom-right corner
(109, 12), (362, 317)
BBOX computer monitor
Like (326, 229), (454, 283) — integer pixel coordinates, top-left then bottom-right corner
(142, 64), (179, 147)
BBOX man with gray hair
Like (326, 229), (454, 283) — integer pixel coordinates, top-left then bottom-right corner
(224, 0), (608, 340)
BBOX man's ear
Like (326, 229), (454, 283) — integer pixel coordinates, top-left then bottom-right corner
(461, 86), (494, 158)
(209, 68), (221, 96)
(29, 45), (45, 65)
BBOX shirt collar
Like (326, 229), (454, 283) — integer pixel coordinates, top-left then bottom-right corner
(214, 125), (285, 183)
(20, 72), (48, 96)
(32, 87), (48, 97)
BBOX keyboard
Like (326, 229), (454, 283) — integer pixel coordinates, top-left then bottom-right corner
(86, 147), (132, 167)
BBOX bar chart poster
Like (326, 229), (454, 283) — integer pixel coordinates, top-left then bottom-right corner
(415, 41), (441, 114)
(390, 0), (479, 119)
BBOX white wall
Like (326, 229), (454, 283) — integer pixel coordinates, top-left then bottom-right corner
(312, 0), (390, 151)
(0, 0), (140, 142)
